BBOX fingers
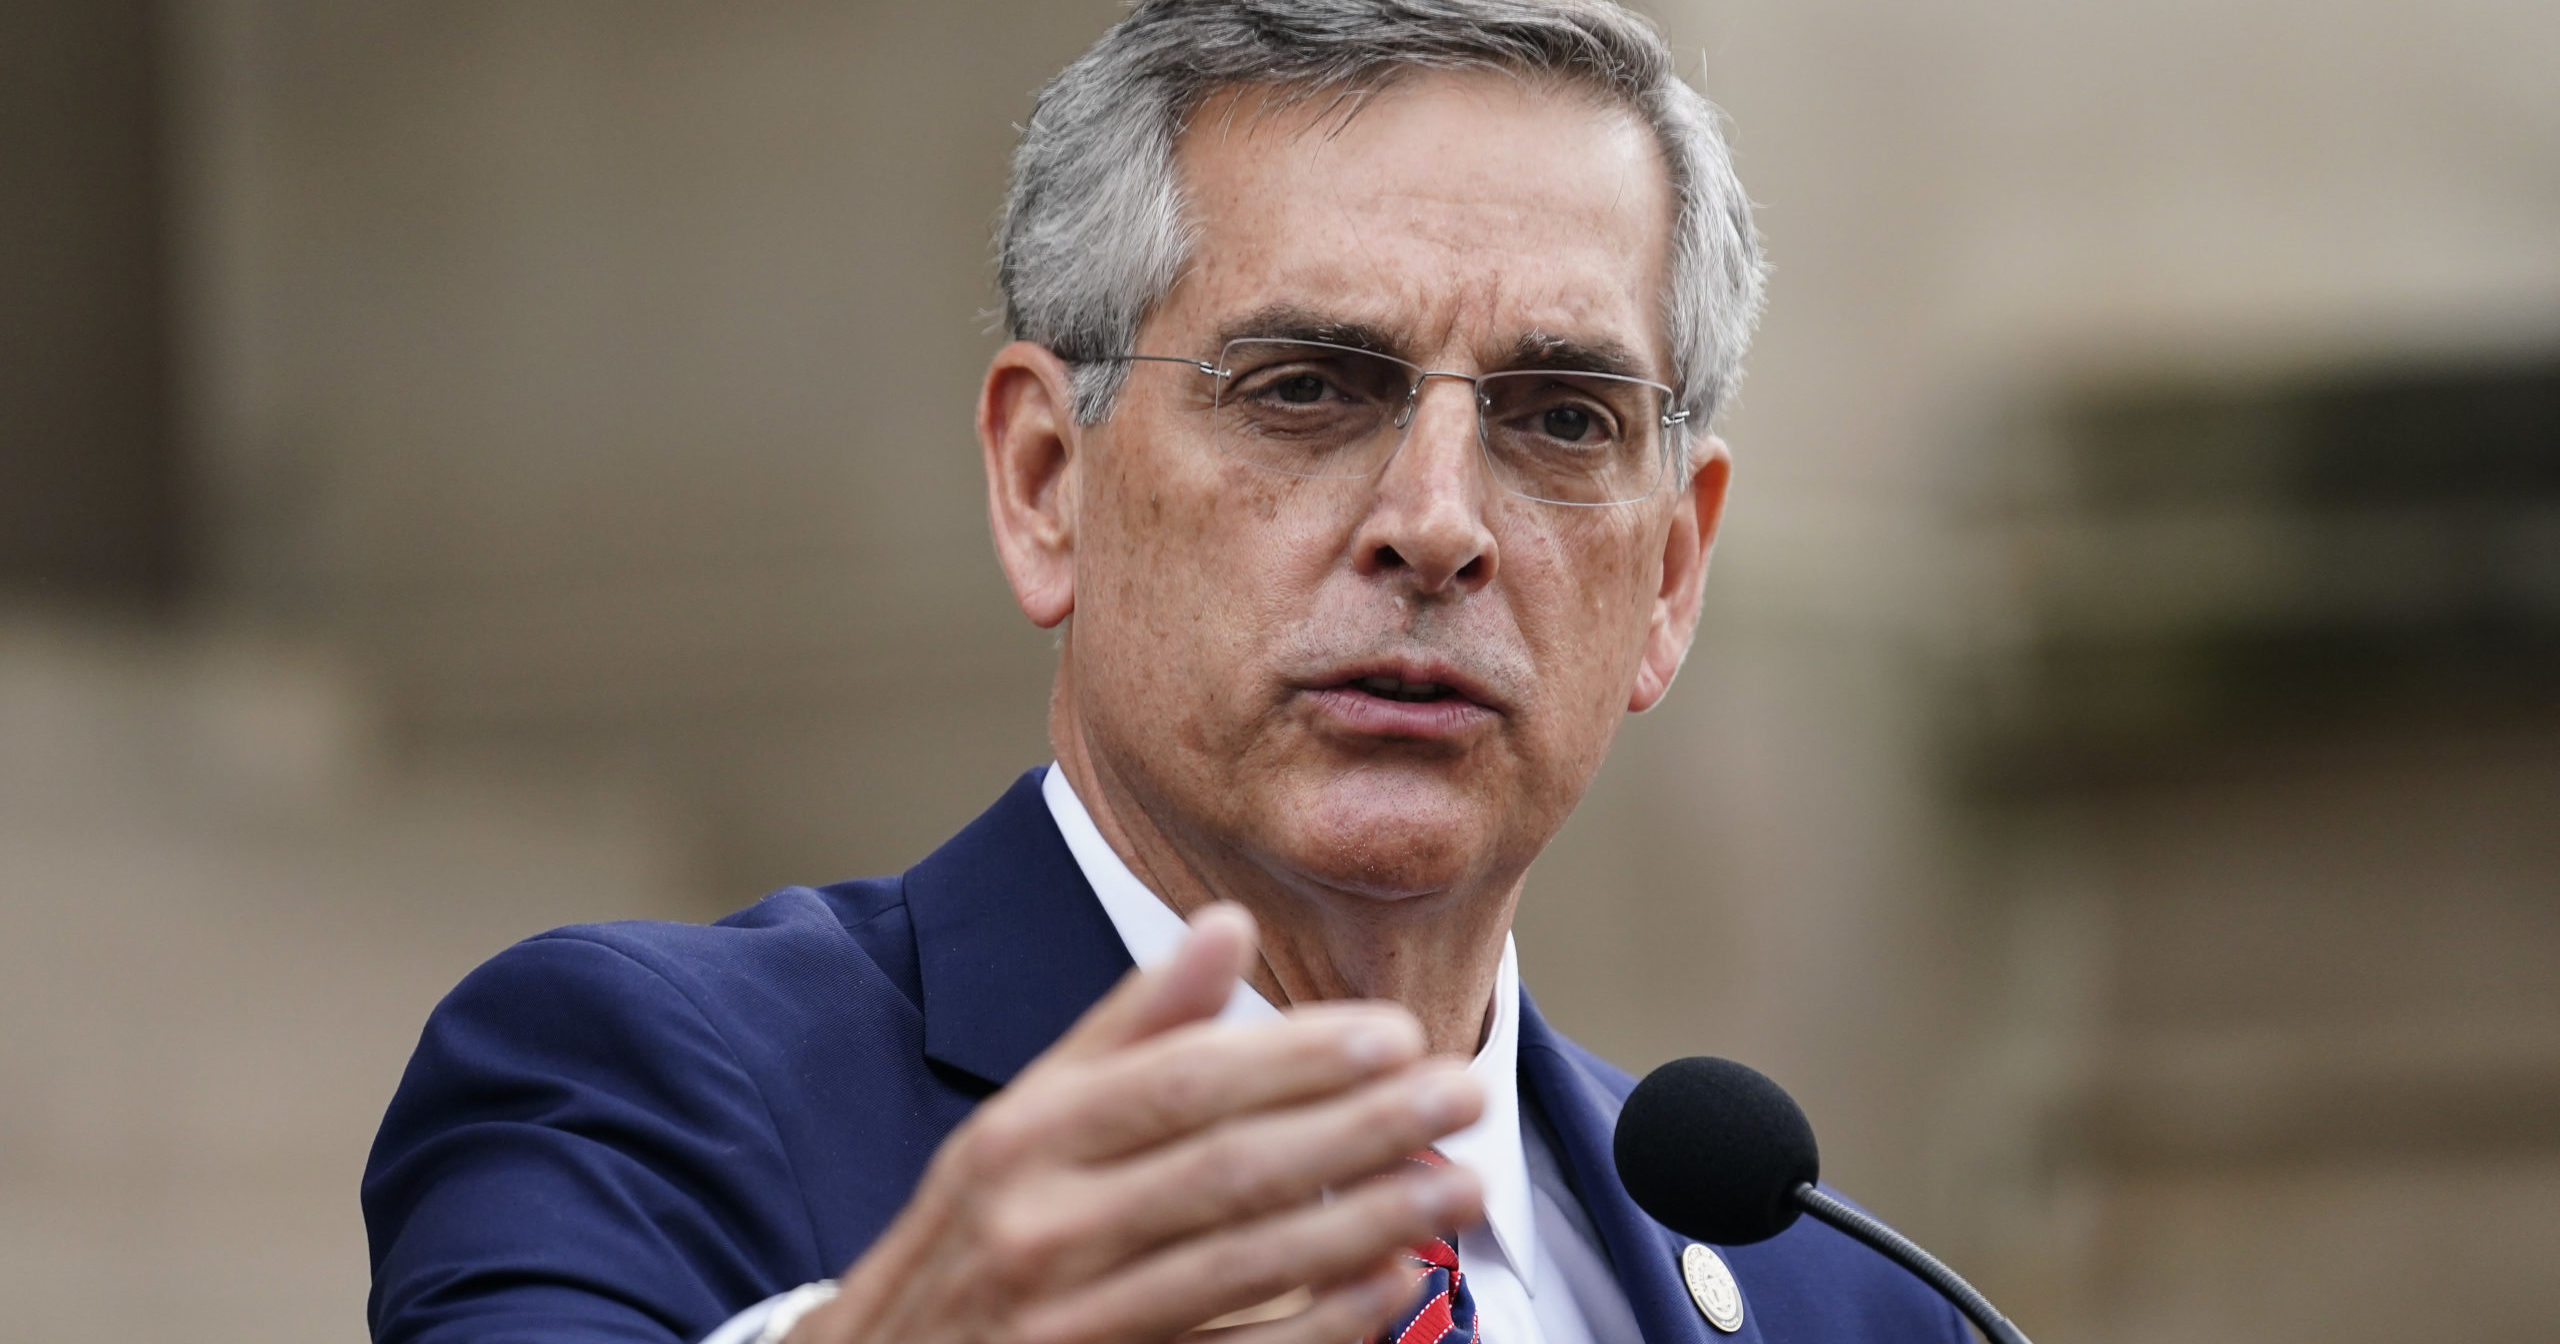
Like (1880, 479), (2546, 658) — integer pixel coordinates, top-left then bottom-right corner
(936, 1034), (1475, 1293)
(1044, 904), (1257, 1065)
(1072, 1058), (1483, 1262)
(818, 899), (1500, 1344)
(1019, 1159), (1484, 1344)
(1037, 1002), (1428, 1162)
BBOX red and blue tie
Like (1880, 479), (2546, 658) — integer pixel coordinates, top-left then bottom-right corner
(1375, 1151), (1481, 1344)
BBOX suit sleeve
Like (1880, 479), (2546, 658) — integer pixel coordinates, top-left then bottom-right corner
(363, 933), (822, 1344)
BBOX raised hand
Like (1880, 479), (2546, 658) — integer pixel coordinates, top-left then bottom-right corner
(786, 903), (1486, 1344)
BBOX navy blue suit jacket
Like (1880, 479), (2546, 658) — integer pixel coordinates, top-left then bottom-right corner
(365, 770), (1966, 1343)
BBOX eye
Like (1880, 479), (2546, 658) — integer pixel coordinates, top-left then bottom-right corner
(1232, 359), (1383, 412)
(1273, 372), (1329, 405)
(1497, 381), (1626, 447)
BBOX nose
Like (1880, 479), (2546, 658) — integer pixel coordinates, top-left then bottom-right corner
(1350, 375), (1497, 598)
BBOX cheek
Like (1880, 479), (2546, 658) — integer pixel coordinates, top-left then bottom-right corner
(1087, 451), (1316, 700)
(1512, 514), (1661, 713)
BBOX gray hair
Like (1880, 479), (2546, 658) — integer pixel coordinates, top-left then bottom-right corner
(997, 0), (1767, 446)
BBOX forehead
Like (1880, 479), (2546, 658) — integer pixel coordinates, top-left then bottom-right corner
(1156, 69), (1675, 374)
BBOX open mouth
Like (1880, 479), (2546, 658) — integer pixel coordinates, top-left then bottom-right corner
(1351, 675), (1462, 704)
(1309, 664), (1498, 739)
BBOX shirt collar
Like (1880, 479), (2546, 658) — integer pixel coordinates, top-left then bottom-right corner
(1040, 764), (1540, 1287)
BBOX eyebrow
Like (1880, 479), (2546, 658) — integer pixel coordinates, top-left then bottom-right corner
(1506, 330), (1653, 382)
(1212, 303), (1407, 359)
(1210, 304), (1660, 382)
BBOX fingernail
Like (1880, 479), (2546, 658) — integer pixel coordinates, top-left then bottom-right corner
(1414, 1071), (1479, 1127)
(1410, 1168), (1474, 1218)
(1343, 1021), (1413, 1069)
(1190, 902), (1253, 940)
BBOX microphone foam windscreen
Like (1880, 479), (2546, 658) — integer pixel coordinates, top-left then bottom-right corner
(1612, 1056), (1821, 1246)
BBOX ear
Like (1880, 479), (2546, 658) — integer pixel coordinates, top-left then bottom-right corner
(980, 341), (1083, 628)
(1628, 436), (1732, 713)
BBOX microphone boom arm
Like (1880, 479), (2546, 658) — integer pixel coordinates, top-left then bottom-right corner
(1791, 1183), (2032, 1344)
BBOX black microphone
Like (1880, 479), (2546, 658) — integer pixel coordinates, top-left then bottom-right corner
(1613, 1057), (2034, 1344)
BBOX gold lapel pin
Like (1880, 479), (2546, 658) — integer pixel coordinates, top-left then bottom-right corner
(1681, 1243), (1746, 1333)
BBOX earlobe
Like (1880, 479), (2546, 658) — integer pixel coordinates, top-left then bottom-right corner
(1628, 438), (1731, 713)
(979, 341), (1082, 628)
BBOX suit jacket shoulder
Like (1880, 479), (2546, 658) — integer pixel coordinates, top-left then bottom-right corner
(364, 770), (1123, 1344)
(363, 886), (921, 1342)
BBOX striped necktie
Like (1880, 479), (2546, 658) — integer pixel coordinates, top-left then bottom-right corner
(1375, 1151), (1482, 1344)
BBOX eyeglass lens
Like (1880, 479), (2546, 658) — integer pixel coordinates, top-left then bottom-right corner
(1209, 339), (1673, 506)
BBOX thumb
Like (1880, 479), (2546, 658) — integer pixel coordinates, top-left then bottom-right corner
(1043, 903), (1254, 1063)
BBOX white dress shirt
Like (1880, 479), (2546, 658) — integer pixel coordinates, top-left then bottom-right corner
(706, 768), (1640, 1344)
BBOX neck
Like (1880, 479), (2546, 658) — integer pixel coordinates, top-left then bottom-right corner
(1050, 677), (1514, 1058)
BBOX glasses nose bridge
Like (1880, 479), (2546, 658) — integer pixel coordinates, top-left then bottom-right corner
(1389, 368), (1488, 433)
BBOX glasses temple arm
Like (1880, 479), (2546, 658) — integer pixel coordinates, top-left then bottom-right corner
(1086, 353), (1224, 377)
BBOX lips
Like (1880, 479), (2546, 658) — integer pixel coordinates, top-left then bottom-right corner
(1326, 658), (1501, 710)
(1304, 659), (1503, 740)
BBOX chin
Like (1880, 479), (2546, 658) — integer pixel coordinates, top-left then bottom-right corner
(1267, 771), (1501, 901)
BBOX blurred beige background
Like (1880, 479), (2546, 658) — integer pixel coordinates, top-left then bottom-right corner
(5, 1), (2556, 1341)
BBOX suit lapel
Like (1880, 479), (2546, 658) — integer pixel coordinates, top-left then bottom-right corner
(1517, 993), (1765, 1344)
(906, 768), (1136, 1087)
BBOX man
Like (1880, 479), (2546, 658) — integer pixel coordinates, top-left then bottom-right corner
(365, 3), (1968, 1342)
